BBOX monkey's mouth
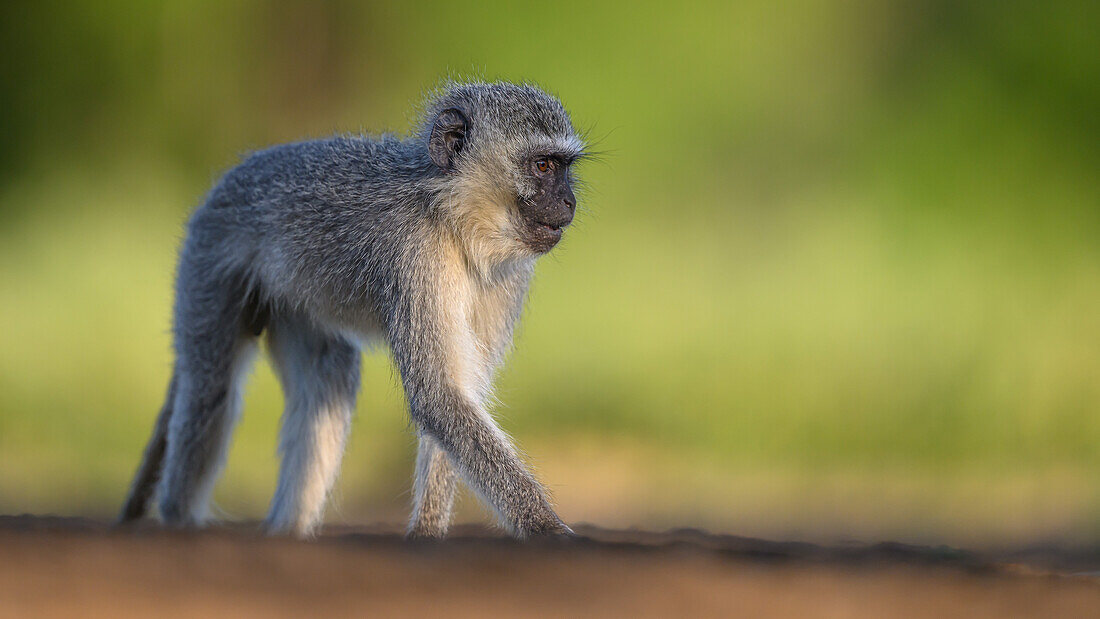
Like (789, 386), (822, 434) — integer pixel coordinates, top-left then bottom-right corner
(523, 220), (565, 252)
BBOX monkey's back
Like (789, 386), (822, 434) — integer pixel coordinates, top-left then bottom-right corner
(177, 136), (440, 337)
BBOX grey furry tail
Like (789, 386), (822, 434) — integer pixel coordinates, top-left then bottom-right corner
(117, 373), (178, 523)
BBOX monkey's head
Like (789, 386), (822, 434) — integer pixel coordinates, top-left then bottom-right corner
(422, 81), (585, 261)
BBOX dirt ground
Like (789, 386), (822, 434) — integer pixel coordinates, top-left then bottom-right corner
(2, 516), (1100, 618)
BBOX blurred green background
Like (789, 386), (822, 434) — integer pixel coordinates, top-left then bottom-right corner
(2, 1), (1098, 545)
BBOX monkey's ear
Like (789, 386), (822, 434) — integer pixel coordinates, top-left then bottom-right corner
(428, 108), (468, 170)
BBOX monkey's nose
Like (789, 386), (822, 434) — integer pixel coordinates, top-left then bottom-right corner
(561, 190), (576, 211)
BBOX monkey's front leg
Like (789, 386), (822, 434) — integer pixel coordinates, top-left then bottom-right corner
(406, 433), (458, 538)
(413, 391), (570, 537)
(393, 330), (570, 537)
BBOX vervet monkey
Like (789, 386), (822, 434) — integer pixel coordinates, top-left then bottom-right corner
(119, 81), (586, 538)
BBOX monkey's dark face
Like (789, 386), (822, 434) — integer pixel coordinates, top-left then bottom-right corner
(518, 155), (576, 253)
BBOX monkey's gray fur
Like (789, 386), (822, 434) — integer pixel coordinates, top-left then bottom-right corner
(118, 81), (586, 538)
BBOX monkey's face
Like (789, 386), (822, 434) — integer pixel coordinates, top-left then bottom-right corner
(517, 155), (576, 254)
(425, 84), (585, 261)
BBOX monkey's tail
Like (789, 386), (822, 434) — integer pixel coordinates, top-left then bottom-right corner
(117, 372), (178, 523)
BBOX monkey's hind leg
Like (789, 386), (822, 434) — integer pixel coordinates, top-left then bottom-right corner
(407, 432), (458, 538)
(264, 317), (360, 537)
(156, 275), (260, 527)
(158, 344), (257, 526)
(118, 373), (179, 522)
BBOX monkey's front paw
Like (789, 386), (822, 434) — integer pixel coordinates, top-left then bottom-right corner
(523, 517), (575, 539)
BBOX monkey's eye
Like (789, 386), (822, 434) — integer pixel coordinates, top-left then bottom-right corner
(534, 159), (551, 173)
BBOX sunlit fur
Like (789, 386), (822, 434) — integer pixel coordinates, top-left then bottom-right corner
(119, 80), (586, 539)
(264, 315), (359, 536)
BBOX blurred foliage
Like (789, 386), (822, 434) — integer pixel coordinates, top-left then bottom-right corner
(1, 1), (1099, 542)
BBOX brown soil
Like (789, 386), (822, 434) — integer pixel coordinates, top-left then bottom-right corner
(2, 515), (1099, 618)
